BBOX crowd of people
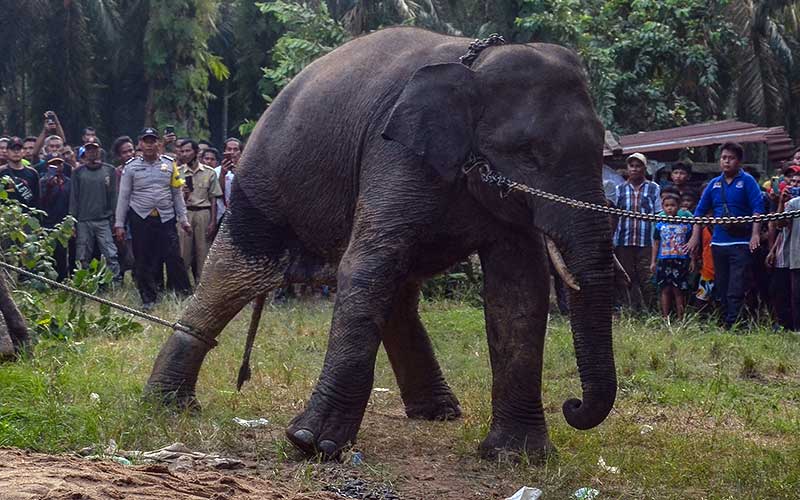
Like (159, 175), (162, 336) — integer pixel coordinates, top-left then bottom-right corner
(3, 111), (800, 329)
(0, 111), (241, 311)
(610, 141), (800, 330)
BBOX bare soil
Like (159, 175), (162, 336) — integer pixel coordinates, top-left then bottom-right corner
(0, 448), (343, 500)
(0, 409), (522, 500)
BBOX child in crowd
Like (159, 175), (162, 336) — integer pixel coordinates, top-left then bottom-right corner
(651, 193), (695, 319)
(680, 192), (697, 213)
(659, 186), (693, 216)
(693, 183), (715, 309)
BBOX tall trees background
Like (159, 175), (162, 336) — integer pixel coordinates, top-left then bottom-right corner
(0, 0), (797, 147)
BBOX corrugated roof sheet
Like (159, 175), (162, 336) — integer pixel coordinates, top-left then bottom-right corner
(604, 120), (795, 162)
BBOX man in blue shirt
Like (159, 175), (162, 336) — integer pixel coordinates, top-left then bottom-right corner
(687, 142), (763, 329)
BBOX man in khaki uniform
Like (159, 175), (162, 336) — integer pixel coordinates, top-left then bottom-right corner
(177, 139), (222, 282)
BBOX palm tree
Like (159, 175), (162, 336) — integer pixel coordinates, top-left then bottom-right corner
(729, 0), (799, 133)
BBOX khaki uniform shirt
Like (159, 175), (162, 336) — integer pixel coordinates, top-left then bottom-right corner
(178, 163), (222, 208)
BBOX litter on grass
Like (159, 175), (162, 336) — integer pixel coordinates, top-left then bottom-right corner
(78, 442), (244, 471)
(573, 487), (600, 499)
(232, 416), (270, 428)
(598, 456), (620, 474)
(504, 486), (543, 500)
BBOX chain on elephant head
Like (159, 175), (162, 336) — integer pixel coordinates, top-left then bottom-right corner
(456, 34), (799, 226)
(459, 33), (506, 67)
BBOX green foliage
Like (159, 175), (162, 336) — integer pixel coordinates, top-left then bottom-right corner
(257, 1), (348, 98)
(0, 178), (73, 280)
(516, 0), (740, 133)
(0, 191), (141, 343)
(143, 0), (230, 136)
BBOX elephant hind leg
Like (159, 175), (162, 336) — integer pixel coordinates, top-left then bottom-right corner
(383, 281), (461, 420)
(144, 223), (289, 408)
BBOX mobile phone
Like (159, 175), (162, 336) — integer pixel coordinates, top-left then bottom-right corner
(45, 111), (56, 119)
(164, 125), (175, 135)
(185, 175), (194, 192)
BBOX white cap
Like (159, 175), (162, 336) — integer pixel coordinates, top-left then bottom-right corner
(626, 152), (647, 166)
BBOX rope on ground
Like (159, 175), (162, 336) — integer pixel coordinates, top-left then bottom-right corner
(0, 260), (217, 349)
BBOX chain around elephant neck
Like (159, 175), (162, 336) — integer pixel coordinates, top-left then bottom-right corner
(459, 33), (506, 67)
(463, 156), (800, 225)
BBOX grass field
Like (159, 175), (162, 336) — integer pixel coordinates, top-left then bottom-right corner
(1, 290), (799, 499)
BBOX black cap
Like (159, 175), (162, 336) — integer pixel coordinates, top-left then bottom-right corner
(45, 154), (64, 165)
(6, 136), (23, 150)
(139, 127), (159, 140)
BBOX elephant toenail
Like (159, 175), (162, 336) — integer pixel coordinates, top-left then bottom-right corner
(293, 429), (315, 447)
(318, 440), (338, 457)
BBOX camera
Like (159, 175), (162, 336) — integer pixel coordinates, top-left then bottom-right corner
(185, 175), (194, 192)
(164, 125), (175, 135)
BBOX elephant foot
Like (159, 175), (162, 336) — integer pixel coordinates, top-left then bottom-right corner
(404, 387), (462, 421)
(143, 330), (212, 412)
(286, 392), (365, 460)
(479, 427), (556, 464)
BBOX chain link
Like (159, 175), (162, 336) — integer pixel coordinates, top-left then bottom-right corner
(459, 33), (506, 67)
(0, 260), (217, 349)
(475, 162), (800, 225)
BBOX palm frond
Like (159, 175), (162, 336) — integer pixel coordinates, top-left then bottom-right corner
(764, 17), (793, 67)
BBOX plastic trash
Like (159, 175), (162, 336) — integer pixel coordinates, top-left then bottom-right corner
(640, 424), (654, 434)
(89, 392), (100, 402)
(597, 456), (619, 474)
(351, 451), (364, 465)
(573, 487), (600, 500)
(232, 417), (270, 428)
(372, 388), (391, 393)
(505, 486), (543, 500)
(111, 456), (131, 466)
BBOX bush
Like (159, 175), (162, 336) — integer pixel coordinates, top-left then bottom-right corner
(0, 185), (141, 345)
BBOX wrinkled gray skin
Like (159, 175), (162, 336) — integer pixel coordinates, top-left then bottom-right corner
(145, 27), (615, 461)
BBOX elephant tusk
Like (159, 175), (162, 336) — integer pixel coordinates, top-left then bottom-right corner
(545, 237), (580, 291)
(613, 254), (631, 285)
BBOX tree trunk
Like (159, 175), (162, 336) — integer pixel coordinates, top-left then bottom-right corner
(0, 271), (30, 358)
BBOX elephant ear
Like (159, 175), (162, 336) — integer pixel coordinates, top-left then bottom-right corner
(382, 63), (480, 182)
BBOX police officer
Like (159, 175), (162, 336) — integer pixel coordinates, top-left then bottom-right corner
(177, 139), (222, 282)
(114, 128), (192, 310)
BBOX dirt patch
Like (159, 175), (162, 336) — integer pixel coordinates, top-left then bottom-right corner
(0, 448), (340, 500)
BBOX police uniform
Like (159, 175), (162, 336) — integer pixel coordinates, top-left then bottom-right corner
(115, 148), (191, 305)
(178, 162), (222, 281)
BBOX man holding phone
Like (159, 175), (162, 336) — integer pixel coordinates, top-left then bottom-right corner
(177, 139), (221, 282)
(214, 138), (242, 226)
(162, 126), (178, 156)
(30, 111), (66, 171)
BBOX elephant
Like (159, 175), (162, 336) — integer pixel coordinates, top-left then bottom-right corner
(145, 26), (616, 461)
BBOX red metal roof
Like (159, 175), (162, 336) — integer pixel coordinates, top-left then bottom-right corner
(604, 120), (795, 163)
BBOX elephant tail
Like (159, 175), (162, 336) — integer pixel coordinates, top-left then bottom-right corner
(236, 293), (268, 391)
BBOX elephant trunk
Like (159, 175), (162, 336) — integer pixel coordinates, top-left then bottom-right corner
(551, 216), (616, 430)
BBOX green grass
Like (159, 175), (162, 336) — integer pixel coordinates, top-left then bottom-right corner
(1, 293), (799, 498)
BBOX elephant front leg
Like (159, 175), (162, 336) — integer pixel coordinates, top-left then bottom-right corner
(478, 234), (555, 462)
(383, 282), (461, 421)
(286, 242), (409, 459)
(145, 225), (288, 409)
